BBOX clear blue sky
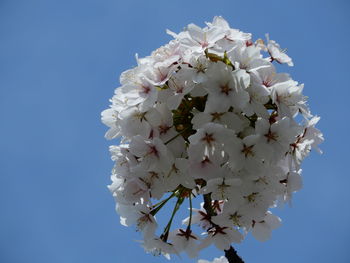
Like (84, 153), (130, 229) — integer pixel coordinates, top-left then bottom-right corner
(0, 0), (349, 262)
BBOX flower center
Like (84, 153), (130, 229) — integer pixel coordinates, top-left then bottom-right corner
(220, 83), (232, 95)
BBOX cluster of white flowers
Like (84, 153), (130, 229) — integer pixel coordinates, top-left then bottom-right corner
(102, 17), (323, 260)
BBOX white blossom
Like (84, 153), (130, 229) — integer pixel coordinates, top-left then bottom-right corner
(266, 34), (294, 66)
(169, 228), (200, 258)
(203, 61), (250, 112)
(251, 212), (281, 241)
(198, 256), (229, 263)
(199, 225), (243, 250)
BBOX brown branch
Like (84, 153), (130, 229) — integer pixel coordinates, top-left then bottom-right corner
(225, 246), (244, 263)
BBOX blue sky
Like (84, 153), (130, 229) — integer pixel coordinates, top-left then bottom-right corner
(0, 0), (349, 262)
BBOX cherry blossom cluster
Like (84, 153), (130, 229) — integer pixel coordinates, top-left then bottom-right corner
(102, 17), (323, 259)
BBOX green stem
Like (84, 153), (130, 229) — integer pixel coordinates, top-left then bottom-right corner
(161, 196), (184, 241)
(164, 126), (190, 145)
(150, 192), (176, 216)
